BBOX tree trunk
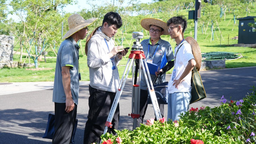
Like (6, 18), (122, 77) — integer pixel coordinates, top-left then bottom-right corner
(38, 37), (42, 61)
(35, 33), (44, 61)
(19, 40), (23, 62)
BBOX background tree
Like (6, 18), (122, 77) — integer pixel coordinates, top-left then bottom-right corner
(0, 0), (9, 35)
(9, 0), (74, 67)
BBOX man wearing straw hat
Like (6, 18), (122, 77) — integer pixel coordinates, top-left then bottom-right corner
(52, 14), (96, 144)
(138, 18), (174, 126)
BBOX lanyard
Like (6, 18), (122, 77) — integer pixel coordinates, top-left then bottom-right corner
(104, 39), (114, 61)
(147, 44), (159, 59)
(104, 39), (110, 52)
(104, 39), (116, 70)
(174, 39), (185, 62)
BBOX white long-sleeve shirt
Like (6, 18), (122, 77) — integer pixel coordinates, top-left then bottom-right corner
(87, 27), (121, 93)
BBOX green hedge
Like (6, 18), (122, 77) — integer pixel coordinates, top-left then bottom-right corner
(101, 87), (256, 144)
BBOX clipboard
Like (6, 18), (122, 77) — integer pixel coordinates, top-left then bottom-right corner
(147, 62), (158, 75)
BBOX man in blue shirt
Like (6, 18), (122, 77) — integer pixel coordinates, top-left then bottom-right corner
(138, 18), (174, 126)
(52, 14), (96, 144)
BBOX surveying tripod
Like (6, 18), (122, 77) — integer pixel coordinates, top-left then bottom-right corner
(103, 32), (162, 135)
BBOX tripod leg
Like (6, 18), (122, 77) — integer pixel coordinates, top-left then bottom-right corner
(133, 59), (139, 84)
(131, 59), (141, 129)
(140, 59), (162, 120)
(102, 57), (135, 135)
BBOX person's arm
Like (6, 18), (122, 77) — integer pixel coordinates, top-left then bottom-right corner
(162, 61), (174, 73)
(155, 61), (174, 76)
(62, 66), (75, 113)
(115, 48), (129, 62)
(87, 39), (108, 68)
(87, 38), (122, 68)
(173, 59), (196, 88)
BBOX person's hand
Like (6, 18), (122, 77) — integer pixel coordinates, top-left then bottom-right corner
(109, 46), (123, 58)
(117, 53), (122, 59)
(173, 78), (184, 89)
(155, 69), (163, 76)
(65, 97), (75, 113)
(117, 48), (129, 59)
(122, 48), (129, 56)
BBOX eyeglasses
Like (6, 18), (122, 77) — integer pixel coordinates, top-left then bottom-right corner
(168, 25), (179, 32)
(149, 28), (161, 34)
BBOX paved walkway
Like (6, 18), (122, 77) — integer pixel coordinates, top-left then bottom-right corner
(0, 81), (89, 96)
(0, 66), (256, 144)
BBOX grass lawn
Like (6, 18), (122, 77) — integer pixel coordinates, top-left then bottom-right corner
(1, 9), (256, 82)
(1, 43), (255, 82)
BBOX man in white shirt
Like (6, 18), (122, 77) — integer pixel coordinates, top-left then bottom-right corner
(167, 16), (196, 121)
(84, 12), (128, 144)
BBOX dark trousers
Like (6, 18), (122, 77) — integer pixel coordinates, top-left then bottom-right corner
(137, 89), (164, 126)
(83, 85), (120, 144)
(53, 103), (77, 144)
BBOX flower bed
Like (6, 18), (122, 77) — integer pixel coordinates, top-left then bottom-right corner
(101, 87), (256, 144)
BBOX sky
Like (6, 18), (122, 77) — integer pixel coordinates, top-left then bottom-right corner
(63, 0), (154, 13)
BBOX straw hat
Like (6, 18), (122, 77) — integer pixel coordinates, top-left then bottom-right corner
(63, 14), (97, 39)
(185, 37), (202, 71)
(141, 18), (169, 35)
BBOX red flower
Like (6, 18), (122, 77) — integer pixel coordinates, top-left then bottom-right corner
(146, 118), (154, 126)
(174, 120), (179, 127)
(230, 100), (234, 103)
(189, 107), (198, 112)
(116, 137), (122, 144)
(159, 117), (165, 123)
(200, 106), (205, 110)
(102, 139), (113, 144)
(191, 139), (204, 144)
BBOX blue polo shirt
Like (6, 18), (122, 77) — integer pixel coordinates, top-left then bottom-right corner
(140, 38), (174, 90)
(52, 37), (79, 104)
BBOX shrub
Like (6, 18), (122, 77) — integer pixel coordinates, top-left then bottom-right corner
(101, 87), (256, 144)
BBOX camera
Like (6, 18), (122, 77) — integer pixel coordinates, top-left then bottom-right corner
(132, 32), (143, 50)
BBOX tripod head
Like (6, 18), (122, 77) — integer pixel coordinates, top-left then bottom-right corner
(132, 32), (143, 51)
(132, 32), (143, 40)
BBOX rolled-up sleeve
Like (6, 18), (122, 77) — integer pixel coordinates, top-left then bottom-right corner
(61, 43), (74, 68)
(87, 38), (110, 68)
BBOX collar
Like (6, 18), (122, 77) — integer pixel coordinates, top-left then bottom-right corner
(175, 39), (186, 49)
(148, 38), (160, 45)
(68, 37), (80, 49)
(175, 38), (185, 46)
(97, 26), (111, 41)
